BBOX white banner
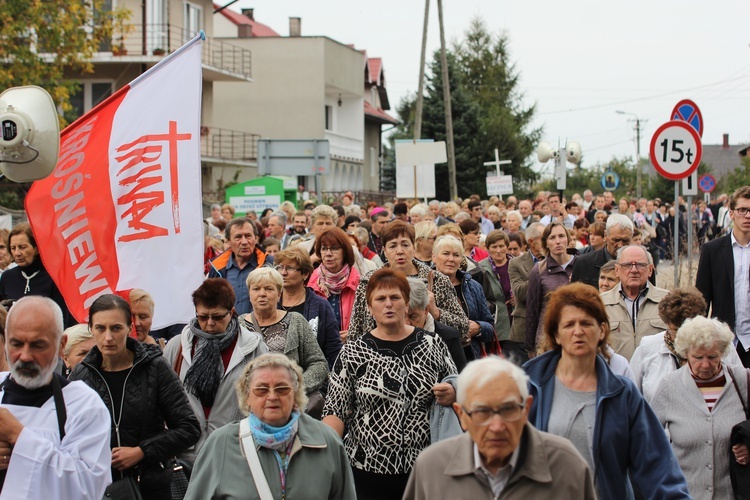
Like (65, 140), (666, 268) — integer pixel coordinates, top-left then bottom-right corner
(27, 34), (204, 328)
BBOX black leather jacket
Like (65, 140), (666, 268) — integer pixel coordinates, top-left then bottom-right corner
(70, 338), (200, 470)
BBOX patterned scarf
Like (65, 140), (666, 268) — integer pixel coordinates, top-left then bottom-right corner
(317, 264), (350, 297)
(248, 410), (300, 453)
(663, 330), (684, 366)
(183, 317), (240, 407)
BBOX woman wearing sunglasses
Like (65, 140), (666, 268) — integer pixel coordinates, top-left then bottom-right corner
(163, 278), (269, 464)
(185, 354), (355, 499)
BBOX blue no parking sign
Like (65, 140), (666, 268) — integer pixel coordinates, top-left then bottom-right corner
(671, 99), (703, 137)
(699, 174), (716, 193)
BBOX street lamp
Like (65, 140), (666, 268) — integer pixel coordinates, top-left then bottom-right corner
(616, 110), (643, 198)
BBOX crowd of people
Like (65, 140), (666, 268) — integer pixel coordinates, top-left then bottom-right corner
(0, 185), (749, 499)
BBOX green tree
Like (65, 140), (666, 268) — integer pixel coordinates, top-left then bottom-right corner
(456, 19), (541, 188)
(718, 156), (750, 194)
(391, 18), (540, 200)
(0, 0), (129, 122)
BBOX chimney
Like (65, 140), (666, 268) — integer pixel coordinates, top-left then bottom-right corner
(241, 8), (254, 20)
(289, 17), (301, 37)
(723, 133), (729, 148)
(238, 24), (253, 38)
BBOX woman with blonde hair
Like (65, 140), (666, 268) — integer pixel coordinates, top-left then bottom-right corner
(61, 323), (95, 375)
(414, 221), (438, 266)
(242, 267), (328, 401)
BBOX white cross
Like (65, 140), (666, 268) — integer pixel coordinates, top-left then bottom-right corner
(483, 148), (511, 177)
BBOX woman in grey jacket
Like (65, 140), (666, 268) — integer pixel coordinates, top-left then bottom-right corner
(241, 267), (329, 396)
(651, 316), (750, 499)
(185, 354), (355, 500)
(163, 278), (269, 463)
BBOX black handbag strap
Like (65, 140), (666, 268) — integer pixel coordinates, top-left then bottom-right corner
(729, 367), (750, 420)
(51, 375), (66, 441)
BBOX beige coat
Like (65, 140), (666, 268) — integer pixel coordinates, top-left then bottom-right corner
(403, 424), (596, 500)
(508, 251), (535, 344)
(602, 283), (668, 360)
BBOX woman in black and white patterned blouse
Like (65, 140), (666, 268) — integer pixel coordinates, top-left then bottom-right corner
(348, 220), (469, 342)
(322, 267), (457, 500)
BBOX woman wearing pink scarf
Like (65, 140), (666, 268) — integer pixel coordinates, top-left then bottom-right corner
(309, 227), (360, 344)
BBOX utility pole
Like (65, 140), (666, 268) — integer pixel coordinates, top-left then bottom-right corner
(616, 110), (644, 198)
(413, 0), (429, 142)
(437, 0), (457, 200)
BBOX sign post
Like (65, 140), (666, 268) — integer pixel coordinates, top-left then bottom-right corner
(483, 149), (511, 198)
(650, 119), (703, 286)
(670, 100), (704, 283)
(699, 174), (716, 204)
(395, 140), (445, 200)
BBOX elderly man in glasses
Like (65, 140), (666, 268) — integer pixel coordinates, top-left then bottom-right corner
(601, 245), (669, 361)
(404, 357), (595, 499)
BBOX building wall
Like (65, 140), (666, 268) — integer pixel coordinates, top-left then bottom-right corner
(364, 121), (382, 189)
(211, 36), (366, 191)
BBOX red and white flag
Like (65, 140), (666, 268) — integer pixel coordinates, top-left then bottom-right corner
(26, 33), (204, 328)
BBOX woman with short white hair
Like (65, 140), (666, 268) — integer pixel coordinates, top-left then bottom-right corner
(241, 268), (329, 406)
(185, 354), (356, 499)
(432, 235), (494, 360)
(505, 210), (522, 234)
(409, 204), (428, 224)
(651, 316), (750, 499)
(61, 323), (95, 375)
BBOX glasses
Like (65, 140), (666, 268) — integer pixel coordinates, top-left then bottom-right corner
(617, 262), (649, 271)
(274, 265), (301, 273)
(320, 246), (342, 254)
(251, 386), (293, 397)
(462, 403), (525, 425)
(609, 237), (632, 245)
(196, 310), (231, 322)
(734, 207), (750, 216)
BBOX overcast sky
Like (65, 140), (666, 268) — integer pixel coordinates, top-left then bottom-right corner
(228, 0), (750, 174)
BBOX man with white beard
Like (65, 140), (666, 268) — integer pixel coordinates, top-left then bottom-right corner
(0, 296), (111, 499)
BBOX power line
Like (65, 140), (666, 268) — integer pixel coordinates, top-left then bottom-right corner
(539, 73), (750, 115)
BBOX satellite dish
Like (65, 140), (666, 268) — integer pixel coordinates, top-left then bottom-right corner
(566, 141), (582, 164)
(537, 141), (558, 163)
(0, 86), (60, 182)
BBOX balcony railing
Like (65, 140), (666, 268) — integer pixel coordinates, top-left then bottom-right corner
(111, 24), (251, 78)
(201, 126), (260, 162)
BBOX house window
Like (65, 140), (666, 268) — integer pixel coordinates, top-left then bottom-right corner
(147, 0), (168, 52)
(184, 2), (202, 39)
(325, 105), (333, 131)
(70, 81), (113, 119)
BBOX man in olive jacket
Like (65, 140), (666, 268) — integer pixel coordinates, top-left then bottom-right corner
(403, 357), (595, 500)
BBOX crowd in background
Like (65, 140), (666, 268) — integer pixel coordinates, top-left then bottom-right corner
(1, 185), (749, 499)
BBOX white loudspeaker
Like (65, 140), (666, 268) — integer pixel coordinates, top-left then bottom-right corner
(566, 141), (582, 164)
(0, 86), (60, 182)
(537, 141), (558, 163)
